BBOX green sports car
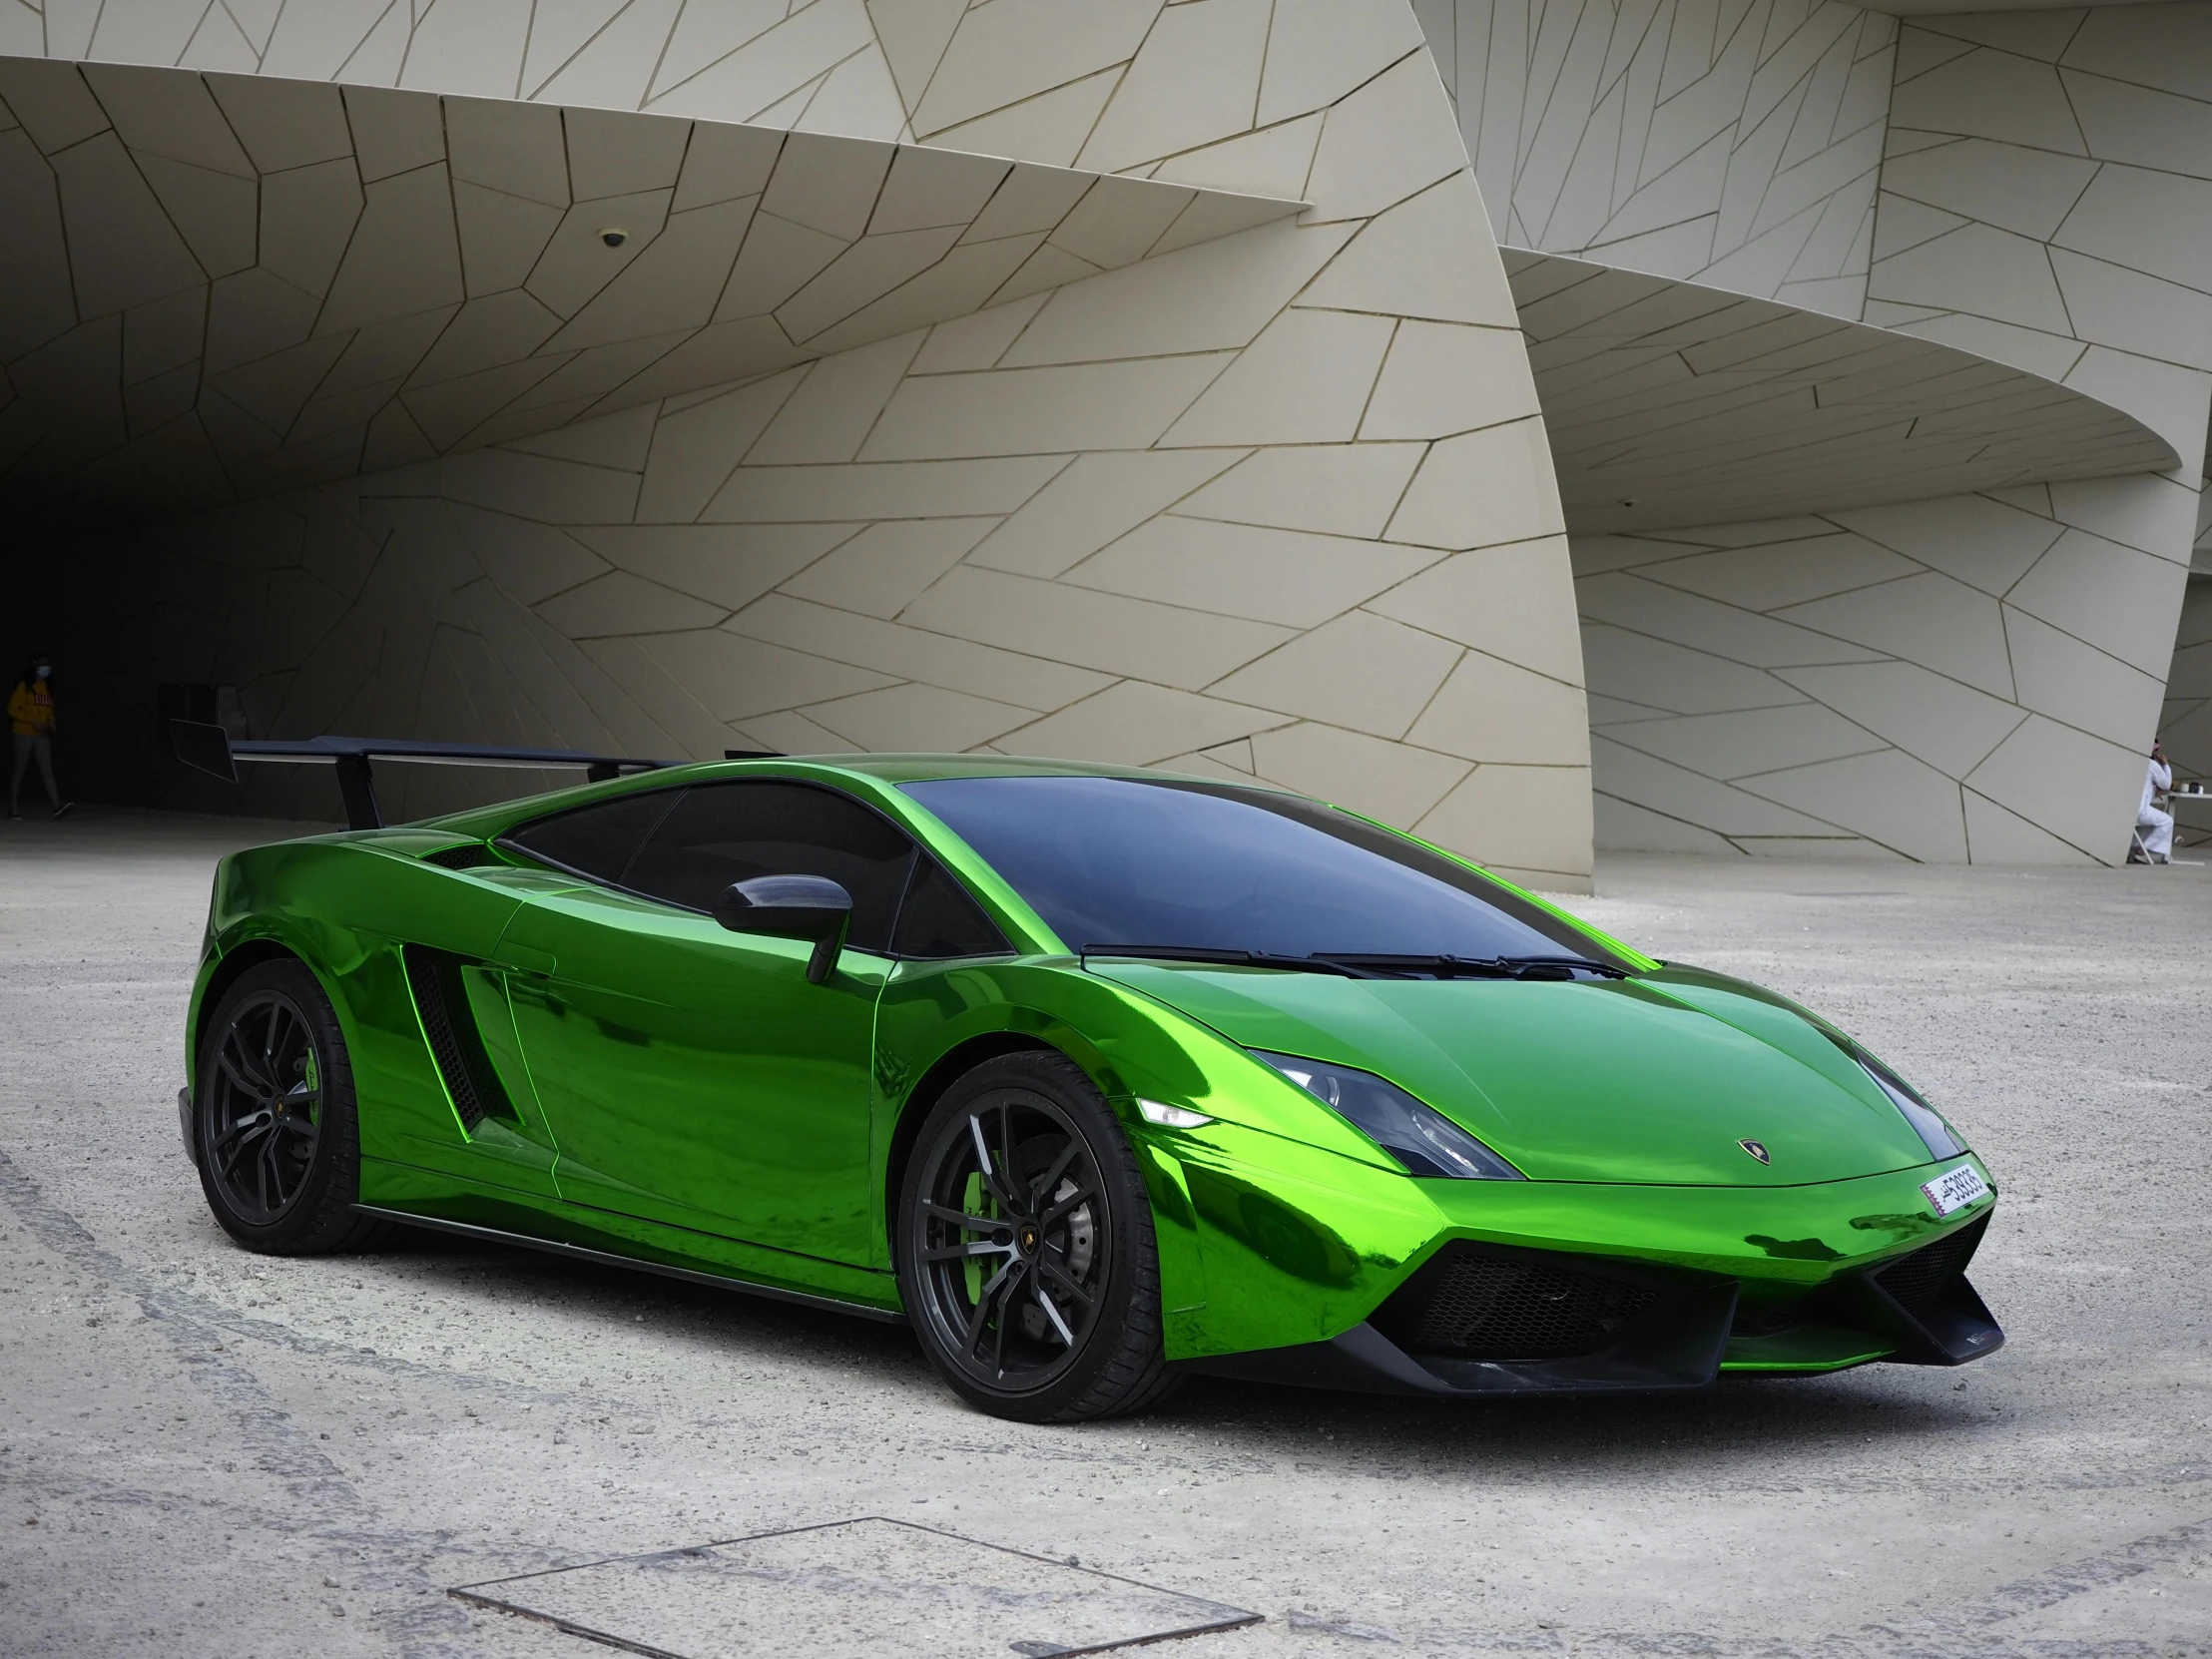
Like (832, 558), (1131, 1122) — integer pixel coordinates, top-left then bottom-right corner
(181, 753), (2001, 1421)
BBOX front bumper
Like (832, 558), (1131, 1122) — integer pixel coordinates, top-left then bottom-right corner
(1151, 1125), (2001, 1394)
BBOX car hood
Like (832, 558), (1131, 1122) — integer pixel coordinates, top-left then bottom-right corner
(1089, 961), (1934, 1185)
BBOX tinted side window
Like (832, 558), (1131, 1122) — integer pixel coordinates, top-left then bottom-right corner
(892, 857), (1011, 959)
(501, 790), (679, 882)
(624, 782), (915, 950)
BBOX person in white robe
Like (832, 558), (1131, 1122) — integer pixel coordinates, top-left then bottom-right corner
(2133, 741), (2173, 864)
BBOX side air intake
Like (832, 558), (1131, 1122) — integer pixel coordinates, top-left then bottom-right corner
(400, 945), (516, 1132)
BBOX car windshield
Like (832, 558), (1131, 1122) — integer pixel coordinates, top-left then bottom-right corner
(900, 776), (1625, 968)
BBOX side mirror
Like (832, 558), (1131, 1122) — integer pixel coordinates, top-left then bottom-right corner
(713, 875), (852, 983)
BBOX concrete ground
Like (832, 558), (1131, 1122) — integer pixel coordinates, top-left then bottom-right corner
(2, 808), (2207, 1659)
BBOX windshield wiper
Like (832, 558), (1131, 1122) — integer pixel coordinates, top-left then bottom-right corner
(1080, 944), (1383, 979)
(1315, 952), (1629, 981)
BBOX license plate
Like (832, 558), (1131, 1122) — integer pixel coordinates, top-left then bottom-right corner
(1921, 1163), (1990, 1218)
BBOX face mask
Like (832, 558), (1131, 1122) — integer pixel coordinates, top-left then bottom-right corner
(34, 668), (49, 679)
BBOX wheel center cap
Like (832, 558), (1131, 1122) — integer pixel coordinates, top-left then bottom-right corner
(1017, 1222), (1041, 1256)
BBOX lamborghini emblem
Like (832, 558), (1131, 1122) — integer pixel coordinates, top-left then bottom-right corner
(1738, 1139), (1771, 1164)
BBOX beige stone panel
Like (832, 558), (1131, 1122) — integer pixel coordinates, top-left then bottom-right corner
(1634, 534), (1921, 612)
(1385, 418), (1564, 550)
(1300, 174), (1517, 326)
(2060, 343), (2208, 467)
(737, 708), (866, 755)
(444, 97), (568, 207)
(439, 445), (641, 523)
(1961, 788), (2097, 865)
(2060, 66), (2212, 180)
(1871, 223), (2073, 337)
(403, 356), (572, 448)
(502, 402), (660, 469)
(534, 569), (730, 637)
(451, 182), (564, 296)
(1774, 572), (2015, 697)
(397, 0), (531, 97)
(525, 188), (675, 317)
(1578, 623), (1804, 716)
(912, 0), (1159, 137)
(1889, 44), (2085, 153)
(1879, 138), (2097, 244)
(1875, 306), (2088, 386)
(756, 128), (890, 242)
(651, 0), (788, 102)
(804, 681), (1037, 752)
(713, 212), (849, 319)
(2051, 165), (2212, 298)
(444, 503), (611, 603)
(578, 632), (770, 763)
(1578, 572), (1906, 672)
(1962, 715), (2145, 862)
(1594, 794), (1743, 856)
(1413, 764), (1592, 882)
(256, 157), (364, 297)
(1175, 443), (1423, 538)
(2007, 528), (2191, 671)
(727, 592), (1111, 708)
(360, 401), (439, 472)
(635, 365), (808, 521)
(2003, 607), (2165, 750)
(746, 74), (830, 132)
(1302, 49), (1465, 223)
(122, 288), (208, 384)
(749, 329), (924, 463)
(1590, 735), (1843, 836)
(83, 62), (253, 176)
(858, 353), (1234, 460)
(549, 196), (759, 351)
(990, 243), (1108, 307)
(705, 454), (1069, 521)
(960, 166), (1092, 245)
(1049, 177), (1197, 270)
(1828, 494), (2063, 597)
(2049, 249), (2212, 376)
(774, 224), (964, 341)
(638, 627), (899, 719)
(649, 0), (879, 125)
(206, 333), (349, 433)
(134, 154), (258, 278)
(1001, 218), (1353, 366)
(1209, 609), (1460, 736)
(795, 43), (910, 141)
(1001, 680), (1290, 767)
(1772, 661), (2024, 779)
(51, 133), (204, 319)
(1064, 515), (1441, 628)
(1259, 0), (1429, 129)
(909, 293), (1051, 373)
(1155, 308), (1392, 447)
(1605, 701), (1890, 784)
(1247, 721), (1468, 827)
(1871, 195), (1970, 265)
(339, 86), (444, 183)
(1149, 117), (1321, 201)
(1075, 0), (1271, 176)
(921, 68), (1122, 170)
(868, 0), (967, 114)
(963, 449), (1233, 577)
(1359, 322), (1539, 442)
(408, 291), (562, 388)
(522, 0), (654, 99)
(672, 122), (784, 212)
(901, 566), (1291, 690)
(1401, 650), (1589, 767)
(1362, 538), (1581, 682)
(563, 107), (691, 202)
(864, 146), (1006, 237)
(0, 61), (107, 156)
(318, 163), (467, 332)
(780, 515), (1001, 618)
(575, 522), (858, 609)
(2049, 475), (2196, 560)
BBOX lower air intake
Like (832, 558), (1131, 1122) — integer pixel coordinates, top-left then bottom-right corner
(1874, 1214), (1988, 1320)
(1375, 1248), (1662, 1361)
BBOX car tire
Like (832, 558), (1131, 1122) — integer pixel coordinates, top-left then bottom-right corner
(896, 1050), (1179, 1422)
(195, 956), (391, 1255)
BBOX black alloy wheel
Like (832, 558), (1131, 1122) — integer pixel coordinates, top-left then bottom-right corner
(897, 1051), (1176, 1422)
(195, 957), (389, 1254)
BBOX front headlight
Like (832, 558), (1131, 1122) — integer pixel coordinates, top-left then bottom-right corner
(1250, 1050), (1523, 1180)
(1854, 1048), (1965, 1160)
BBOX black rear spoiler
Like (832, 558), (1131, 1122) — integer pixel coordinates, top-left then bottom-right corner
(169, 720), (673, 830)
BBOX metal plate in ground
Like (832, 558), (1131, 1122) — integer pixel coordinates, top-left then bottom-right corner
(450, 1517), (1261, 1658)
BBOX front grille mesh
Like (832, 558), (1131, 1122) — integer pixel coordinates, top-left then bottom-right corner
(1381, 1252), (1661, 1360)
(1875, 1214), (1987, 1319)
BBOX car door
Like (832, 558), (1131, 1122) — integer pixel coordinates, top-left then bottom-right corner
(497, 779), (914, 1264)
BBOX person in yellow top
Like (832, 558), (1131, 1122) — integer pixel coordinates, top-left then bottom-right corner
(8, 656), (73, 821)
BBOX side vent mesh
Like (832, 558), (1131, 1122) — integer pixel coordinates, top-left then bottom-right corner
(401, 945), (515, 1132)
(423, 842), (498, 869)
(1874, 1213), (1989, 1319)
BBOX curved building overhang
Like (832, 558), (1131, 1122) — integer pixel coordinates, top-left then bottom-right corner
(1508, 251), (2178, 536)
(0, 58), (1302, 517)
